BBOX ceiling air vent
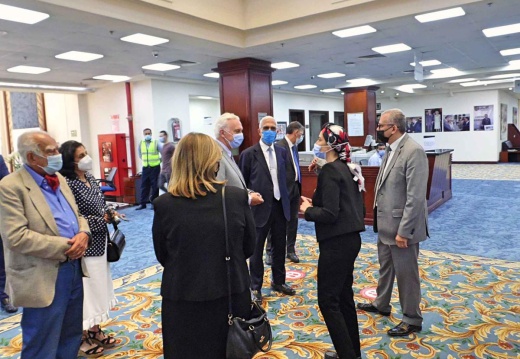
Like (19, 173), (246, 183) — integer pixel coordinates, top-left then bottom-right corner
(168, 60), (199, 67)
(358, 54), (386, 59)
(402, 70), (415, 73)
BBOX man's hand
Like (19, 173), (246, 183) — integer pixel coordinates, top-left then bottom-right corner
(299, 196), (312, 213)
(65, 232), (90, 260)
(395, 234), (408, 248)
(249, 192), (264, 206)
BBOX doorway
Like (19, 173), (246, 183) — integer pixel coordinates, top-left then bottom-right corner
(309, 110), (329, 147)
(289, 109), (305, 151)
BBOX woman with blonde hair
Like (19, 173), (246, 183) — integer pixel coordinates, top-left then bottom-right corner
(152, 132), (256, 359)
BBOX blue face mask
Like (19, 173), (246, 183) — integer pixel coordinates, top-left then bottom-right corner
(378, 150), (386, 157)
(224, 131), (244, 149)
(296, 135), (304, 146)
(145, 135), (152, 141)
(313, 143), (327, 159)
(159, 137), (165, 143)
(262, 130), (277, 145)
(37, 153), (63, 175)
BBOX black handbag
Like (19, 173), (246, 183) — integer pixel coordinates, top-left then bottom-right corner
(107, 222), (126, 262)
(222, 187), (272, 359)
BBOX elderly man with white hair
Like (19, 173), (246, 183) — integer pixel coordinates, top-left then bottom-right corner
(0, 130), (91, 358)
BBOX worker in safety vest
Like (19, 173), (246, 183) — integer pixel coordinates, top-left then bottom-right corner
(136, 128), (161, 210)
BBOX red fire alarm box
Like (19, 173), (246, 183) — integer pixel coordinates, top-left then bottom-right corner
(97, 133), (129, 199)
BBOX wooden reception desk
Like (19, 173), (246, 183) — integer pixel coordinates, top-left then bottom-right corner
(300, 149), (453, 225)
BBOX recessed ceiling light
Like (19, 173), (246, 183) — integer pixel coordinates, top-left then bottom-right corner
(448, 78), (477, 83)
(93, 75), (130, 82)
(460, 79), (514, 87)
(372, 43), (411, 54)
(415, 7), (465, 23)
(429, 68), (464, 78)
(510, 87), (514, 90)
(197, 96), (213, 100)
(410, 60), (441, 67)
(483, 23), (520, 38)
(332, 25), (377, 38)
(271, 62), (300, 70)
(203, 72), (220, 78)
(7, 65), (50, 74)
(395, 93), (400, 96)
(55, 51), (104, 62)
(320, 88), (341, 93)
(380, 90), (385, 94)
(317, 72), (345, 78)
(396, 84), (427, 93)
(487, 73), (520, 79)
(345, 78), (377, 87)
(142, 63), (180, 71)
(272, 80), (288, 86)
(294, 84), (317, 90)
(0, 82), (91, 92)
(500, 47), (520, 56)
(120, 33), (169, 46)
(0, 4), (49, 24)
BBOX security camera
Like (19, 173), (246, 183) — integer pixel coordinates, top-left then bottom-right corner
(152, 51), (159, 58)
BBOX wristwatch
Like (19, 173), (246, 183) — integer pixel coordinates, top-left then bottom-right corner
(80, 231), (93, 247)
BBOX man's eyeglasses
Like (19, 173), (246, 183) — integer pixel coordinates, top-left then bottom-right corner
(376, 123), (395, 130)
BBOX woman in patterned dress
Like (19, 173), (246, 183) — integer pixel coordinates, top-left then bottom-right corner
(59, 141), (119, 358)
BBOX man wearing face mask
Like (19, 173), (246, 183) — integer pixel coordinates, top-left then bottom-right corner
(239, 116), (294, 301)
(357, 109), (428, 337)
(367, 143), (387, 166)
(265, 121), (305, 265)
(136, 128), (161, 210)
(158, 130), (175, 193)
(0, 130), (91, 358)
(214, 113), (263, 206)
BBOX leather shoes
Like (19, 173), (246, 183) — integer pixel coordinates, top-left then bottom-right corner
(324, 352), (339, 359)
(271, 283), (295, 296)
(251, 290), (262, 302)
(265, 254), (272, 266)
(356, 302), (391, 316)
(1, 298), (18, 313)
(135, 205), (146, 210)
(287, 252), (300, 263)
(387, 321), (422, 337)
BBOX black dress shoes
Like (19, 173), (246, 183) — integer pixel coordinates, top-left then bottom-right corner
(387, 321), (422, 336)
(324, 351), (339, 359)
(287, 252), (300, 263)
(1, 298), (18, 313)
(271, 283), (296, 296)
(135, 205), (146, 210)
(251, 290), (262, 302)
(265, 254), (272, 266)
(356, 303), (391, 316)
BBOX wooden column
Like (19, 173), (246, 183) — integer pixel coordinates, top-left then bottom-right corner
(340, 86), (379, 147)
(216, 58), (274, 150)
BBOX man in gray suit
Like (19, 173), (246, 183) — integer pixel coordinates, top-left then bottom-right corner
(357, 108), (428, 337)
(215, 112), (263, 206)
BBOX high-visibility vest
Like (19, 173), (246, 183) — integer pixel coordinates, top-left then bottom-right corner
(140, 140), (160, 167)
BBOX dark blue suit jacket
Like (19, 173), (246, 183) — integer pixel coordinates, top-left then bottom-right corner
(0, 155), (9, 180)
(239, 142), (290, 227)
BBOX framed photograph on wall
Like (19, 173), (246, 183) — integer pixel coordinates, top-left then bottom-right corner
(406, 116), (422, 133)
(425, 108), (442, 132)
(276, 121), (287, 141)
(500, 103), (508, 140)
(474, 105), (494, 131)
(513, 107), (518, 128)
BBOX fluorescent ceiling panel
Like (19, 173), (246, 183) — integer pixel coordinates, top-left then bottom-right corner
(197, 96), (213, 100)
(448, 78), (477, 83)
(142, 63), (180, 71)
(294, 84), (317, 89)
(203, 72), (220, 78)
(332, 25), (376, 38)
(271, 62), (300, 69)
(55, 51), (103, 62)
(372, 43), (411, 54)
(429, 68), (463, 78)
(0, 4), (49, 24)
(345, 78), (377, 86)
(487, 73), (520, 79)
(460, 79), (514, 87)
(7, 65), (50, 74)
(320, 88), (341, 93)
(410, 60), (441, 67)
(396, 84), (427, 93)
(0, 82), (90, 92)
(509, 60), (520, 66)
(415, 7), (465, 23)
(272, 80), (288, 85)
(93, 75), (130, 82)
(317, 72), (345, 78)
(483, 23), (520, 37)
(120, 33), (169, 46)
(500, 48), (520, 56)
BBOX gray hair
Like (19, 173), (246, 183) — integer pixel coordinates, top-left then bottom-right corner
(18, 130), (47, 164)
(259, 116), (276, 128)
(382, 108), (406, 133)
(214, 112), (240, 138)
(286, 121), (304, 134)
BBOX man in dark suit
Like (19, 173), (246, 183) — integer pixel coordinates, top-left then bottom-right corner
(239, 116), (295, 300)
(266, 121), (304, 264)
(357, 109), (428, 337)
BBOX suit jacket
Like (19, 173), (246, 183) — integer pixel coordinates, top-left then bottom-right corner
(216, 146), (247, 190)
(374, 134), (428, 245)
(0, 167), (89, 307)
(152, 185), (255, 301)
(304, 159), (365, 241)
(275, 137), (300, 200)
(0, 155), (9, 179)
(239, 142), (291, 227)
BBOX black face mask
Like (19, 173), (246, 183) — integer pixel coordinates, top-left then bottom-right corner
(377, 130), (390, 144)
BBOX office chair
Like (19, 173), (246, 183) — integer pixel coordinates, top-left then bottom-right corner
(96, 167), (117, 194)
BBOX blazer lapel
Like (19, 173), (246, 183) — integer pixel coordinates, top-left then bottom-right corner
(20, 168), (60, 235)
(253, 144), (271, 178)
(223, 154), (246, 188)
(379, 134), (409, 188)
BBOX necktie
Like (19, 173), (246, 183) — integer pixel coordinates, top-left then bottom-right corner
(45, 175), (60, 192)
(267, 147), (281, 200)
(292, 145), (301, 183)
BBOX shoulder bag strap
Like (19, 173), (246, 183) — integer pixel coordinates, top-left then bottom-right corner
(222, 186), (234, 323)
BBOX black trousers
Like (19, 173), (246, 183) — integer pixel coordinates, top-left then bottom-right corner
(250, 199), (287, 291)
(161, 289), (250, 359)
(140, 165), (160, 205)
(318, 233), (361, 359)
(266, 186), (300, 255)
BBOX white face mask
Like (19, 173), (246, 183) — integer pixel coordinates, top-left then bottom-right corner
(77, 155), (93, 171)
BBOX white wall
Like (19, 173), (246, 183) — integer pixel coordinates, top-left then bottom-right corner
(44, 93), (83, 146)
(378, 90), (502, 162)
(189, 98), (221, 137)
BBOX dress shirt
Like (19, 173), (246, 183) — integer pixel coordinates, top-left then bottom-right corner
(285, 135), (299, 182)
(259, 140), (280, 200)
(381, 134), (405, 179)
(368, 152), (383, 166)
(24, 165), (79, 238)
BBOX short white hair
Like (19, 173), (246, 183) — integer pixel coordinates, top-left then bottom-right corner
(214, 113), (240, 138)
(18, 130), (48, 164)
(259, 116), (276, 128)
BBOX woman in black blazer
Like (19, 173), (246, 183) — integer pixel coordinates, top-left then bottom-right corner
(152, 133), (256, 359)
(300, 124), (365, 359)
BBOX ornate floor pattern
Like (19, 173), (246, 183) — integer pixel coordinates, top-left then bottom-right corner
(452, 163), (520, 181)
